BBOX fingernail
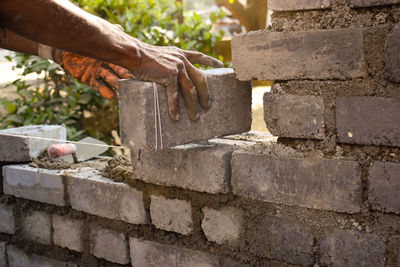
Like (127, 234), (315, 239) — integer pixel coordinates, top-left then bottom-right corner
(174, 113), (179, 121)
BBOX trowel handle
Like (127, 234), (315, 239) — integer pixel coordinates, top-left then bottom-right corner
(47, 144), (77, 158)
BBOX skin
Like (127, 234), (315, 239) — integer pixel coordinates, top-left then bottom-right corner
(0, 0), (223, 121)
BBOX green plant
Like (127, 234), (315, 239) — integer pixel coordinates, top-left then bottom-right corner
(0, 0), (225, 144)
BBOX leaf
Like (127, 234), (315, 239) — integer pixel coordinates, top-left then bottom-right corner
(17, 105), (29, 114)
(6, 103), (16, 114)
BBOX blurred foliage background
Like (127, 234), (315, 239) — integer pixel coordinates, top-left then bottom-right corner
(0, 0), (225, 147)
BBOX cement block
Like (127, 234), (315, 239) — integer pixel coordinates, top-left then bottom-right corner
(201, 206), (243, 245)
(7, 245), (74, 267)
(269, 0), (331, 11)
(231, 150), (362, 213)
(336, 97), (400, 147)
(134, 142), (240, 194)
(220, 258), (250, 267)
(350, 0), (400, 7)
(118, 68), (252, 150)
(0, 203), (15, 234)
(150, 195), (193, 235)
(0, 125), (66, 162)
(368, 161), (400, 214)
(232, 28), (367, 81)
(67, 168), (146, 224)
(320, 229), (386, 266)
(53, 215), (84, 252)
(385, 23), (400, 83)
(0, 242), (5, 267)
(22, 210), (51, 245)
(90, 227), (130, 265)
(264, 93), (325, 139)
(3, 165), (66, 206)
(129, 237), (219, 267)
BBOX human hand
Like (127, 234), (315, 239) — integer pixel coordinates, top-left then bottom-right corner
(129, 42), (224, 121)
(53, 49), (133, 99)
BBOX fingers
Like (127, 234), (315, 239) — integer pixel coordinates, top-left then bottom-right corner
(178, 65), (199, 121)
(164, 80), (179, 121)
(99, 68), (119, 90)
(90, 78), (117, 99)
(184, 51), (224, 68)
(108, 63), (134, 79)
(182, 59), (209, 109)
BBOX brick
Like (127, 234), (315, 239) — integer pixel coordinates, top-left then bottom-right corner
(134, 142), (241, 194)
(231, 150), (362, 213)
(263, 93), (325, 139)
(247, 216), (314, 265)
(350, 0), (400, 7)
(269, 0), (331, 11)
(320, 229), (386, 266)
(22, 210), (51, 245)
(368, 161), (400, 214)
(90, 227), (129, 265)
(232, 28), (367, 81)
(385, 23), (400, 83)
(0, 203), (15, 234)
(7, 245), (74, 267)
(118, 68), (252, 150)
(67, 168), (146, 224)
(3, 165), (66, 206)
(201, 206), (244, 245)
(150, 195), (193, 235)
(129, 237), (219, 267)
(220, 258), (250, 267)
(0, 125), (66, 162)
(53, 215), (84, 252)
(0, 242), (5, 267)
(336, 97), (400, 147)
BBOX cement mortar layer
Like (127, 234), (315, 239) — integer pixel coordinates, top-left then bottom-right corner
(270, 0), (400, 32)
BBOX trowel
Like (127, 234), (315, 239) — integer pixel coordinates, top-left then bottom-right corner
(47, 137), (109, 163)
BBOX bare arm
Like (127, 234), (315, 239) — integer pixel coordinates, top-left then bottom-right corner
(0, 29), (38, 56)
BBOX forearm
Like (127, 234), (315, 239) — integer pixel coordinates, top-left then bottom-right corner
(0, 29), (38, 56)
(0, 0), (141, 69)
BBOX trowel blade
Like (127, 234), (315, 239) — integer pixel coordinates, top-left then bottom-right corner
(75, 137), (109, 162)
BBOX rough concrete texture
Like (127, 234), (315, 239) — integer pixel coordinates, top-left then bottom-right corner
(133, 142), (238, 194)
(368, 161), (400, 214)
(0, 125), (66, 162)
(129, 238), (219, 267)
(350, 0), (400, 7)
(0, 242), (5, 267)
(150, 195), (193, 235)
(67, 168), (146, 224)
(320, 229), (386, 266)
(269, 0), (331, 11)
(263, 93), (325, 139)
(247, 216), (315, 265)
(21, 210), (51, 245)
(201, 206), (244, 245)
(232, 28), (367, 81)
(0, 203), (15, 234)
(118, 68), (252, 150)
(385, 23), (400, 83)
(336, 97), (400, 147)
(3, 165), (66, 206)
(232, 150), (362, 213)
(7, 245), (74, 267)
(53, 215), (84, 252)
(90, 227), (130, 265)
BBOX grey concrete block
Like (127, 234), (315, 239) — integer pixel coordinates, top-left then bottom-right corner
(118, 68), (252, 150)
(90, 227), (130, 265)
(0, 125), (66, 162)
(320, 229), (386, 266)
(201, 206), (244, 245)
(368, 161), (400, 214)
(350, 0), (400, 7)
(22, 210), (51, 245)
(264, 93), (325, 139)
(53, 215), (84, 252)
(0, 242), (5, 267)
(385, 23), (400, 83)
(3, 165), (66, 206)
(134, 141), (244, 194)
(231, 150), (362, 213)
(232, 28), (367, 81)
(336, 97), (400, 147)
(269, 0), (331, 11)
(220, 258), (250, 267)
(129, 237), (219, 267)
(150, 195), (193, 235)
(67, 168), (146, 224)
(7, 245), (74, 267)
(0, 203), (15, 234)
